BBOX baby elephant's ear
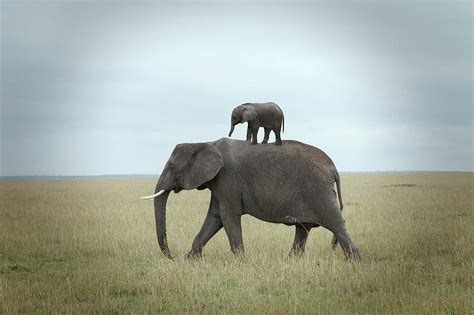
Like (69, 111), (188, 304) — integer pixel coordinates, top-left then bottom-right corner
(242, 107), (257, 122)
(182, 144), (224, 190)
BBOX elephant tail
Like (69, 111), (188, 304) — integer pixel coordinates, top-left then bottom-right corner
(335, 171), (343, 211)
(273, 103), (284, 133)
(282, 114), (285, 133)
(332, 171), (343, 249)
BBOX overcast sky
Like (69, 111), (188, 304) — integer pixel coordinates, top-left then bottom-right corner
(1, 1), (472, 176)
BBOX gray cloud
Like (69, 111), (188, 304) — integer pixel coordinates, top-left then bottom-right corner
(1, 1), (472, 175)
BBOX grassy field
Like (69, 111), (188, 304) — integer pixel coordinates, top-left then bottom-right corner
(1, 173), (472, 313)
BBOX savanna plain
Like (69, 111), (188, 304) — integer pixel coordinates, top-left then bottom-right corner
(1, 173), (472, 313)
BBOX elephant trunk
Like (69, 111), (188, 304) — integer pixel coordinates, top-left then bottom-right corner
(153, 189), (173, 259)
(228, 124), (235, 137)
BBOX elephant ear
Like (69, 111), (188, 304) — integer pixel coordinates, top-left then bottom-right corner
(182, 144), (224, 190)
(242, 107), (257, 122)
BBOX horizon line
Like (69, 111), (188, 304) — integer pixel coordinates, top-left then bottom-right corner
(0, 171), (472, 181)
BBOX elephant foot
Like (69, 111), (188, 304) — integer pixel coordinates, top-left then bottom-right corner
(184, 250), (202, 260)
(288, 250), (304, 257)
(233, 250), (247, 262)
(343, 248), (361, 260)
(332, 230), (360, 260)
(338, 242), (360, 260)
(288, 246), (306, 257)
(230, 245), (245, 256)
(275, 141), (282, 145)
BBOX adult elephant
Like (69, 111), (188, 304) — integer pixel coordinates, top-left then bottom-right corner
(141, 138), (359, 260)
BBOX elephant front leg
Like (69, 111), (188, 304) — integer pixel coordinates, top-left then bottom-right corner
(223, 219), (244, 254)
(289, 224), (311, 256)
(186, 196), (223, 259)
(219, 204), (244, 254)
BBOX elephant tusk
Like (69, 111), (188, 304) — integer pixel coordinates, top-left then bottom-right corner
(140, 190), (165, 200)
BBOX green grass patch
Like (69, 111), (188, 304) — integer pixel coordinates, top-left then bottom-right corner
(1, 173), (472, 313)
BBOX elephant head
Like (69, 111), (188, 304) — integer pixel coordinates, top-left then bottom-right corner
(141, 143), (224, 259)
(228, 104), (258, 137)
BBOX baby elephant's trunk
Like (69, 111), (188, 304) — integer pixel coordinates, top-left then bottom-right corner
(228, 125), (235, 137)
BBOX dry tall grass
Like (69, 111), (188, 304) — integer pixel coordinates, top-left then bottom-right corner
(1, 173), (472, 313)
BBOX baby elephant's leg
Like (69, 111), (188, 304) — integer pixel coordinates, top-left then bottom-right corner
(246, 125), (252, 141)
(251, 127), (259, 144)
(262, 128), (271, 144)
(274, 128), (282, 145)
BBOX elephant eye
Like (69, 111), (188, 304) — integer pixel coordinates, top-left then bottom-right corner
(169, 163), (175, 170)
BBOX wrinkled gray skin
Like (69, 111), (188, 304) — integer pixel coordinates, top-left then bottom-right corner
(228, 102), (284, 145)
(151, 138), (359, 260)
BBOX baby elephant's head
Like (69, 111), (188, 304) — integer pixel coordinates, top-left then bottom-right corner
(228, 104), (257, 137)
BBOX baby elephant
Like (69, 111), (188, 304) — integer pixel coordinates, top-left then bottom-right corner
(228, 102), (285, 145)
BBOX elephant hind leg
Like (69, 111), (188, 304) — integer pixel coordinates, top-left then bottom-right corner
(289, 224), (312, 256)
(262, 128), (271, 144)
(331, 234), (338, 249)
(331, 226), (360, 259)
(322, 204), (359, 259)
(274, 128), (282, 145)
